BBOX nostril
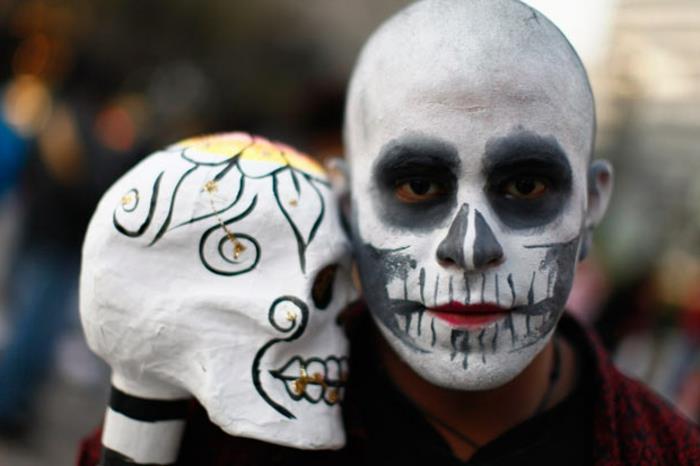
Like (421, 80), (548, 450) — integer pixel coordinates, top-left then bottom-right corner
(476, 249), (504, 269)
(486, 255), (504, 267)
(436, 255), (457, 268)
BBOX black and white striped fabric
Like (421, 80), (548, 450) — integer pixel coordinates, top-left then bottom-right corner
(100, 385), (190, 466)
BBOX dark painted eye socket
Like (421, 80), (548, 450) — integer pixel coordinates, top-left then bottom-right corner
(482, 131), (573, 230)
(312, 264), (338, 310)
(502, 176), (549, 200)
(372, 135), (460, 231)
(394, 178), (448, 203)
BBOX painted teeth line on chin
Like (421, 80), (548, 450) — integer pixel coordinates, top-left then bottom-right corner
(397, 311), (556, 367)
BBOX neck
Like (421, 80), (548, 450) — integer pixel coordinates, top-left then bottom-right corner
(375, 323), (577, 461)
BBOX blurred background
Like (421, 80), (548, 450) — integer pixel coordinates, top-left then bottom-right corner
(0, 0), (697, 464)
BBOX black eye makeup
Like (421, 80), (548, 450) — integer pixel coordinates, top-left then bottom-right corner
(372, 135), (459, 230)
(483, 131), (573, 230)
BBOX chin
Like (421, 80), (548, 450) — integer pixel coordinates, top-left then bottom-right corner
(378, 320), (553, 391)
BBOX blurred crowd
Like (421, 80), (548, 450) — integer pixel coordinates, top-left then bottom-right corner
(0, 0), (697, 459)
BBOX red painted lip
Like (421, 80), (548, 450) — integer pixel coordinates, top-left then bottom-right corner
(427, 302), (509, 328)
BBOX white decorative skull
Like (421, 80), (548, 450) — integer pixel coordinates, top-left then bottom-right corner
(345, 0), (612, 391)
(80, 132), (354, 459)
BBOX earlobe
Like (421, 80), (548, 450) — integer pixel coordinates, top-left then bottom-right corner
(586, 159), (614, 229)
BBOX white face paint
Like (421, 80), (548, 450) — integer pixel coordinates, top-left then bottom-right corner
(345, 0), (612, 390)
(81, 133), (355, 450)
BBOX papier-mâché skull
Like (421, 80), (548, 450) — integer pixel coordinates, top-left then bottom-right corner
(345, 0), (613, 391)
(80, 132), (354, 452)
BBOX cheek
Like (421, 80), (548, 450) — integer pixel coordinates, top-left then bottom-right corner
(502, 222), (582, 296)
(352, 193), (438, 258)
(500, 192), (585, 252)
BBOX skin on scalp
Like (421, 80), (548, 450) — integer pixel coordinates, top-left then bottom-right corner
(344, 0), (604, 391)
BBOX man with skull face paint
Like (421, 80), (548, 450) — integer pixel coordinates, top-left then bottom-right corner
(79, 1), (699, 465)
(346, 0), (602, 422)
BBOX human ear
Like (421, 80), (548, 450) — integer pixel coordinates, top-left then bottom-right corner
(580, 159), (614, 260)
(326, 157), (352, 235)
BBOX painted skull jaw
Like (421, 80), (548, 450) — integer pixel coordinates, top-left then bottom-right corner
(344, 0), (607, 391)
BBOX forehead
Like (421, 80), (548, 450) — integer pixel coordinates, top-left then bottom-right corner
(353, 65), (592, 173)
(345, 0), (594, 173)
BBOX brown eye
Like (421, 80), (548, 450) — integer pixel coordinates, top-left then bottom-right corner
(312, 264), (337, 310)
(395, 178), (446, 203)
(503, 177), (548, 200)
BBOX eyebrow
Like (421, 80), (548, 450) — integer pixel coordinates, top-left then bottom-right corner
(483, 130), (571, 174)
(374, 134), (461, 176)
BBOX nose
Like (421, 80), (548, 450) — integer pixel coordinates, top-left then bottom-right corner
(436, 204), (504, 270)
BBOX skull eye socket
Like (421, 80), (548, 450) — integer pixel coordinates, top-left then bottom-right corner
(312, 264), (338, 310)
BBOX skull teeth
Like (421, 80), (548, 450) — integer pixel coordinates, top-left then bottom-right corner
(271, 355), (349, 405)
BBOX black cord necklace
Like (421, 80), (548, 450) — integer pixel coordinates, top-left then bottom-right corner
(417, 336), (562, 450)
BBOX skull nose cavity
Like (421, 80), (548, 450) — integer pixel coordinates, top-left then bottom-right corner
(436, 203), (469, 268)
(473, 210), (504, 268)
(437, 205), (504, 270)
